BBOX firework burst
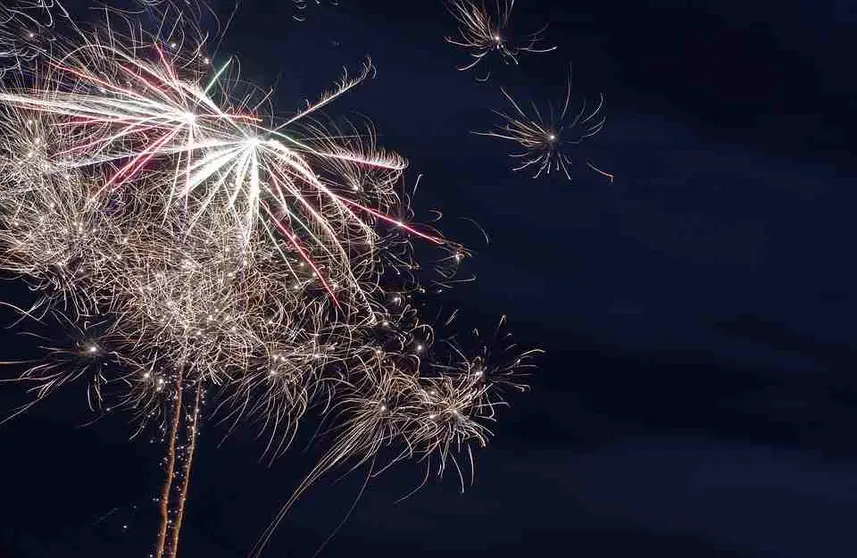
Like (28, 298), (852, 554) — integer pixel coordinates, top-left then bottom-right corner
(0, 1), (538, 556)
(476, 66), (613, 181)
(445, 0), (556, 81)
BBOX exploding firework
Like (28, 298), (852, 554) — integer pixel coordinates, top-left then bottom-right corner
(445, 0), (556, 81)
(0, 1), (538, 557)
(475, 66), (613, 181)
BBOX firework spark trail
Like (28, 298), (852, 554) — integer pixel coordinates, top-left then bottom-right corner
(167, 382), (202, 558)
(155, 373), (183, 558)
(0, 1), (539, 556)
(475, 66), (611, 181)
(445, 0), (556, 81)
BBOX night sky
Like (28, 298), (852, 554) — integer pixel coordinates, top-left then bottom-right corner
(2, 0), (857, 556)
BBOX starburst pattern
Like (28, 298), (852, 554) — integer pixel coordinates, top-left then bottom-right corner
(0, 1), (538, 557)
(476, 67), (613, 181)
(445, 0), (556, 81)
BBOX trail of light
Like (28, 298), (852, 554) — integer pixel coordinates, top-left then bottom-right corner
(262, 202), (339, 306)
(167, 382), (201, 558)
(586, 160), (614, 183)
(100, 127), (180, 192)
(155, 374), (183, 558)
(338, 197), (444, 245)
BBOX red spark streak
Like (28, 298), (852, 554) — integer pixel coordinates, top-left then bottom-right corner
(261, 202), (340, 307)
(337, 197), (444, 244)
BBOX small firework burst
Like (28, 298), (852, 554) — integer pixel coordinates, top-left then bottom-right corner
(476, 67), (613, 181)
(445, 0), (556, 81)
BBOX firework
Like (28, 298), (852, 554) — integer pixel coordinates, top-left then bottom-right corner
(475, 66), (613, 181)
(0, 1), (537, 556)
(445, 0), (556, 81)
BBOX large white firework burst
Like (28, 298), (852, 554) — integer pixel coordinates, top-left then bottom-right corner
(0, 1), (539, 557)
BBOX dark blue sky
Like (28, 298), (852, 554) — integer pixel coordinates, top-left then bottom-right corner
(2, 1), (857, 557)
